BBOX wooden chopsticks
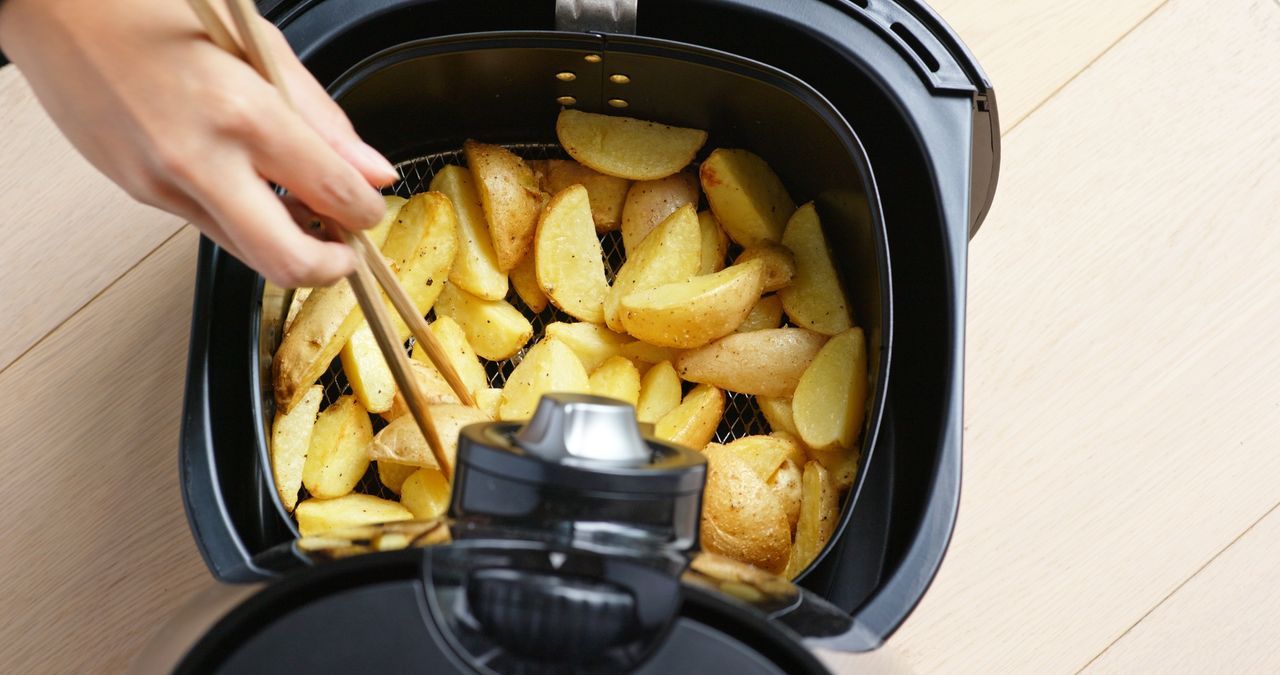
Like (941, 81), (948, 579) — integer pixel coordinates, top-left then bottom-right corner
(189, 0), (472, 478)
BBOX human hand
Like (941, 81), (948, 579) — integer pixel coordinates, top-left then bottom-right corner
(0, 0), (395, 286)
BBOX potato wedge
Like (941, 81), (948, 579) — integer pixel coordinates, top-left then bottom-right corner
(368, 194), (408, 250)
(606, 204), (702, 331)
(386, 192), (460, 340)
(769, 459), (803, 531)
(383, 360), (462, 421)
(636, 360), (682, 424)
(793, 327), (867, 450)
(412, 315), (488, 398)
(400, 467), (451, 520)
(589, 356), (641, 406)
(431, 164), (507, 301)
(620, 260), (765, 348)
(779, 203), (853, 335)
(655, 384), (724, 450)
(737, 295), (784, 333)
(536, 159), (630, 231)
(434, 283), (533, 361)
(734, 243), (796, 292)
(699, 148), (795, 246)
(620, 341), (683, 366)
(544, 321), (633, 372)
(675, 328), (827, 397)
(283, 287), (312, 333)
(757, 396), (798, 437)
(509, 255), (548, 313)
(295, 494), (413, 537)
(474, 387), (503, 420)
(464, 140), (545, 270)
(785, 460), (840, 578)
(809, 445), (859, 491)
(720, 435), (792, 482)
(270, 384), (323, 511)
(620, 173), (700, 254)
(535, 185), (610, 323)
(302, 395), (373, 499)
(767, 430), (810, 469)
(499, 337), (591, 420)
(697, 210), (730, 274)
(367, 404), (490, 474)
(700, 443), (791, 574)
(377, 461), (418, 495)
(340, 325), (396, 414)
(556, 109), (707, 181)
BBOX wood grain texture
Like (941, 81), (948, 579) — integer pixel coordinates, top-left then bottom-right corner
(0, 228), (210, 673)
(884, 0), (1280, 671)
(0, 68), (185, 373)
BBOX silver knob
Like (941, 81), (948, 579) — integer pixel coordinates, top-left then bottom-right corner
(514, 393), (651, 465)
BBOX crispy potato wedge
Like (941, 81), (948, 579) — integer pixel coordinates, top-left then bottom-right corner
(785, 461), (840, 578)
(697, 210), (730, 275)
(809, 445), (859, 491)
(499, 337), (591, 420)
(340, 325), (396, 414)
(367, 404), (490, 474)
(557, 109), (707, 181)
(793, 327), (867, 451)
(400, 467), (451, 520)
(386, 192), (460, 340)
(606, 204), (702, 331)
(699, 148), (795, 246)
(779, 203), (853, 335)
(431, 164), (507, 301)
(302, 395), (373, 499)
(295, 494), (413, 537)
(434, 283), (533, 361)
(383, 360), (462, 421)
(737, 295), (784, 333)
(620, 173), (700, 254)
(589, 356), (641, 406)
(412, 315), (488, 398)
(655, 384), (724, 450)
(509, 255), (548, 313)
(474, 387), (504, 420)
(283, 288), (312, 333)
(734, 243), (796, 292)
(620, 341), (683, 366)
(700, 443), (791, 574)
(464, 140), (546, 270)
(270, 384), (323, 511)
(377, 461), (418, 495)
(368, 195), (409, 250)
(769, 458), (803, 531)
(675, 328), (827, 397)
(636, 360), (682, 424)
(757, 396), (798, 437)
(620, 260), (766, 348)
(544, 321), (633, 372)
(536, 159), (630, 231)
(535, 185), (610, 323)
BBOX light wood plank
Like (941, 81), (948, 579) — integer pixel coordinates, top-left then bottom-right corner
(885, 0), (1280, 671)
(0, 67), (185, 373)
(0, 227), (210, 673)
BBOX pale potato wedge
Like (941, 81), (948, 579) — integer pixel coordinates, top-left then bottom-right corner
(509, 255), (548, 313)
(536, 159), (630, 231)
(302, 395), (373, 499)
(556, 109), (707, 181)
(434, 283), (533, 361)
(699, 148), (796, 246)
(383, 360), (462, 421)
(793, 327), (867, 451)
(589, 356), (641, 406)
(675, 328), (827, 397)
(737, 295), (784, 333)
(700, 443), (791, 574)
(778, 203), (853, 335)
(369, 195), (409, 250)
(270, 384), (323, 511)
(412, 315), (488, 398)
(544, 321), (633, 372)
(620, 260), (766, 348)
(620, 173), (700, 254)
(785, 460), (840, 578)
(809, 445), (859, 491)
(769, 458), (803, 532)
(767, 430), (810, 469)
(655, 384), (724, 450)
(697, 210), (730, 275)
(295, 494), (413, 537)
(377, 461), (418, 495)
(340, 324), (396, 414)
(721, 435), (792, 482)
(367, 404), (490, 474)
(464, 140), (546, 270)
(606, 204), (702, 331)
(535, 185), (610, 323)
(757, 396), (798, 437)
(474, 387), (503, 420)
(283, 288), (312, 333)
(619, 341), (683, 366)
(400, 467), (451, 520)
(385, 192), (460, 340)
(734, 243), (796, 292)
(636, 360), (682, 424)
(431, 164), (507, 301)
(499, 337), (591, 420)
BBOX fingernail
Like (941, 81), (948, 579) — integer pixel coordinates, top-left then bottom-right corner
(354, 141), (399, 184)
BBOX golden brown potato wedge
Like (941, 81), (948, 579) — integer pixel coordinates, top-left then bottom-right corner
(700, 443), (791, 574)
(431, 164), (507, 301)
(295, 494), (413, 537)
(620, 173), (700, 254)
(734, 243), (796, 292)
(400, 467), (451, 520)
(434, 283), (533, 361)
(340, 325), (396, 414)
(699, 148), (796, 246)
(697, 210), (730, 275)
(620, 260), (765, 348)
(785, 460), (840, 578)
(757, 396), (798, 437)
(377, 460), (418, 495)
(636, 360), (682, 424)
(655, 384), (724, 450)
(383, 360), (462, 421)
(778, 203), (853, 335)
(769, 458), (803, 532)
(464, 140), (545, 270)
(536, 159), (631, 231)
(474, 387), (504, 420)
(809, 445), (859, 491)
(412, 315), (488, 398)
(367, 404), (490, 474)
(736, 295), (784, 333)
(557, 109), (707, 181)
(606, 204), (702, 331)
(509, 255), (548, 313)
(675, 328), (827, 397)
(499, 337), (591, 420)
(793, 327), (867, 451)
(385, 192), (460, 340)
(544, 321), (633, 372)
(589, 355), (641, 406)
(535, 185), (610, 323)
(302, 395), (373, 499)
(619, 341), (683, 366)
(270, 384), (323, 511)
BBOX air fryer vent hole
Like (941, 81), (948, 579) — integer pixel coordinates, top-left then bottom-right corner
(890, 22), (940, 73)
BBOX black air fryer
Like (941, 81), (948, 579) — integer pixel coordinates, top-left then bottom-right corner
(172, 0), (998, 670)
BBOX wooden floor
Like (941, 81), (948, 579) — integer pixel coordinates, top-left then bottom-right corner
(2, 1), (1278, 671)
